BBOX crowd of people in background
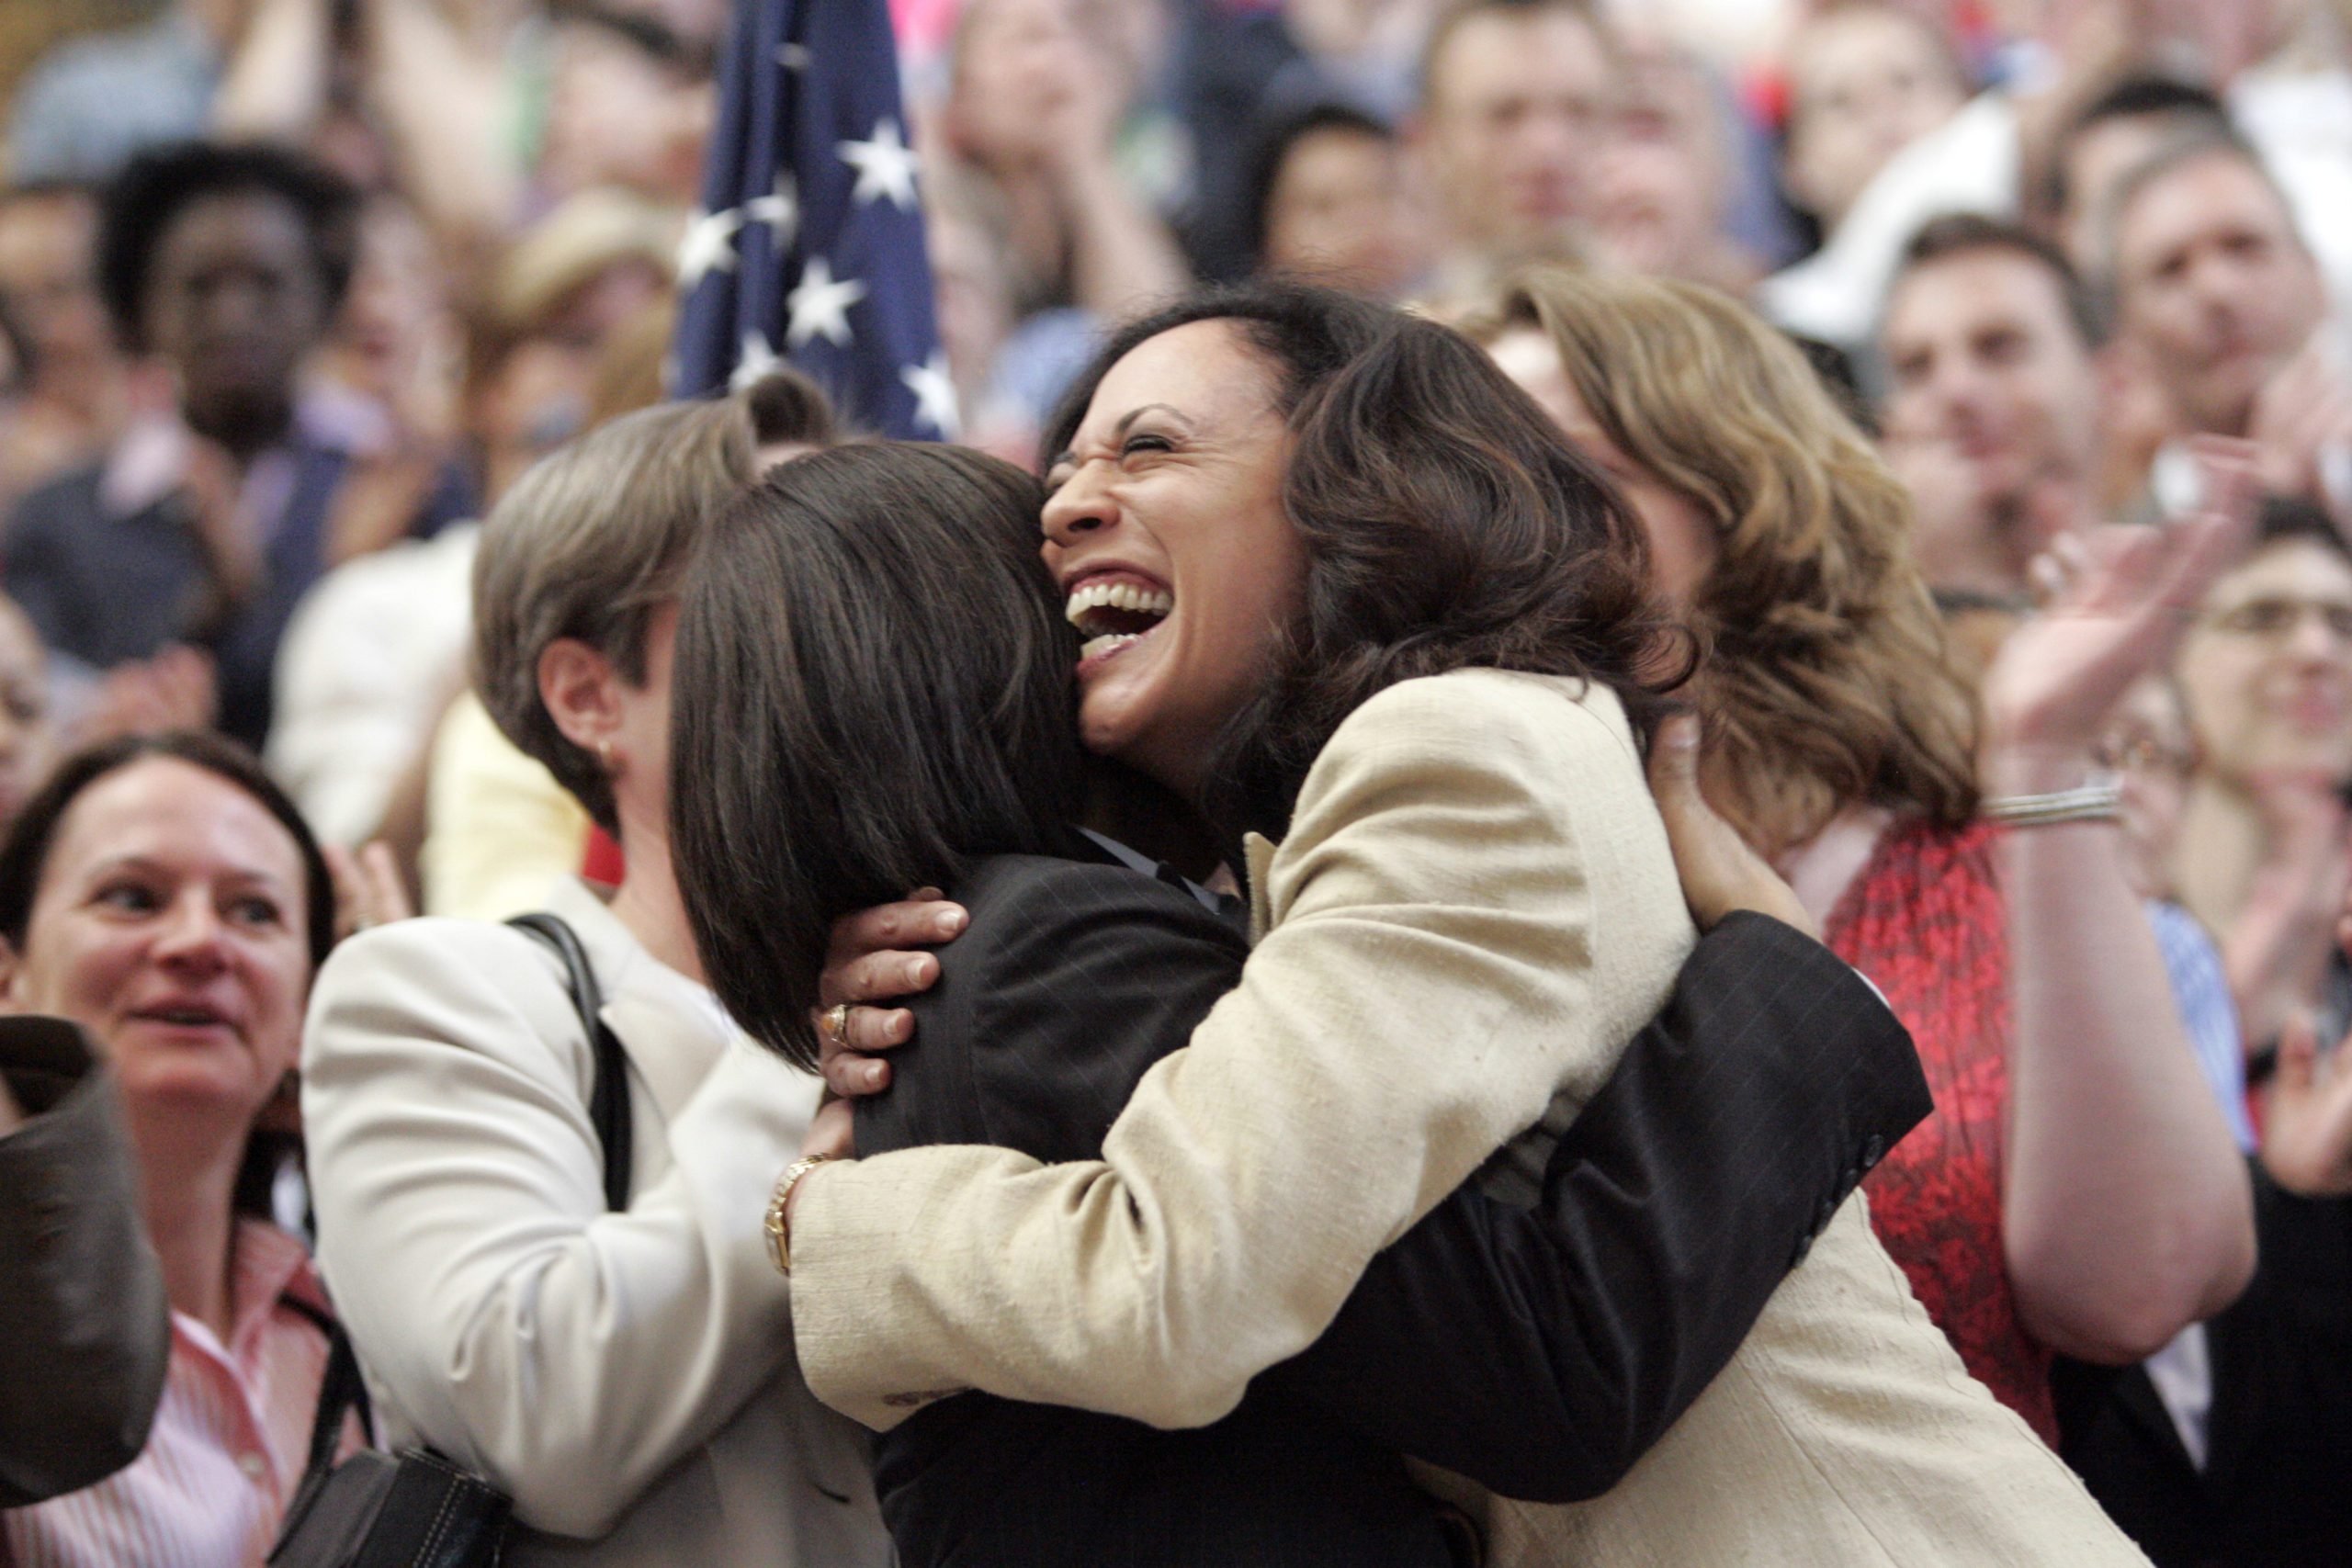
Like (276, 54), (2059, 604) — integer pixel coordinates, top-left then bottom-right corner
(5, 0), (2352, 1564)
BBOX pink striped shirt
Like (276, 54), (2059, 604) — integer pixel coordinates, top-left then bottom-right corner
(5, 1221), (341, 1568)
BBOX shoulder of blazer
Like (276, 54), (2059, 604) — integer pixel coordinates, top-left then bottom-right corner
(884, 853), (1250, 1162)
(306, 917), (592, 1081)
(918, 853), (1245, 1042)
(1288, 671), (1645, 835)
(942, 854), (1249, 981)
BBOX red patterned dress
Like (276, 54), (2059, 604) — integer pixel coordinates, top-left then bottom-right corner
(1824, 815), (2059, 1446)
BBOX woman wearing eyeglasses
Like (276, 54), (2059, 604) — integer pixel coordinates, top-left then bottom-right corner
(2171, 497), (2352, 1062)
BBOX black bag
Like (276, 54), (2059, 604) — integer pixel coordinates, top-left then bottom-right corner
(268, 913), (634, 1568)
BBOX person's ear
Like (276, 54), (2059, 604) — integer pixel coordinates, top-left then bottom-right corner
(1780, 127), (1829, 223)
(937, 92), (980, 164)
(538, 637), (624, 762)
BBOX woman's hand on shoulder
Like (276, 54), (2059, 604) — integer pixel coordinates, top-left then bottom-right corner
(1647, 714), (1818, 939)
(797, 1095), (855, 1164)
(815, 889), (967, 1099)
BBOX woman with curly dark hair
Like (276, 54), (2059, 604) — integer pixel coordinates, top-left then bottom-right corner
(673, 281), (2146, 1566)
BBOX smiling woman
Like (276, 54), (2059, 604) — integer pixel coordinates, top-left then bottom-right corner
(1043, 318), (1305, 792)
(706, 281), (2154, 1566)
(0, 730), (348, 1568)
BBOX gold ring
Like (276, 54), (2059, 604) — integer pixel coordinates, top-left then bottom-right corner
(822, 1002), (852, 1045)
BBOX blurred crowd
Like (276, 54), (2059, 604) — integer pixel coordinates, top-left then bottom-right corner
(5, 0), (2352, 1565)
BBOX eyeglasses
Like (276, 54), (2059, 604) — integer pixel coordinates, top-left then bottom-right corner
(2200, 597), (2352, 643)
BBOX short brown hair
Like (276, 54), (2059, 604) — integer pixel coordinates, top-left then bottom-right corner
(670, 444), (1081, 1067)
(1418, 0), (1606, 108)
(1465, 266), (1979, 851)
(1896, 213), (2104, 346)
(471, 397), (760, 833)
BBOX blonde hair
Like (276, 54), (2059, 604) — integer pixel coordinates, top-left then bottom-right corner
(1465, 266), (1978, 851)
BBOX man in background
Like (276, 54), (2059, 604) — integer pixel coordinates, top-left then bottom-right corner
(1408, 0), (1612, 305)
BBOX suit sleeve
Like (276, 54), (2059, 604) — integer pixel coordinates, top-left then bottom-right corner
(0, 1018), (170, 1506)
(1262, 913), (1931, 1501)
(854, 866), (1931, 1504)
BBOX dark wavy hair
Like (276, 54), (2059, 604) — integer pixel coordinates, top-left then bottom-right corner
(669, 443), (1083, 1067)
(1046, 280), (1686, 845)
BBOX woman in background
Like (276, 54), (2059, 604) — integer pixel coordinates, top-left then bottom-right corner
(1468, 265), (2255, 1440)
(0, 731), (343, 1568)
(300, 392), (890, 1568)
(2170, 498), (2352, 1063)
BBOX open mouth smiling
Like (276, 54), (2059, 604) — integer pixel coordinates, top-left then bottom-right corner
(1066, 576), (1173, 664)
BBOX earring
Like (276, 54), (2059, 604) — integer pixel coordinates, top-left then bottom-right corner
(597, 739), (614, 767)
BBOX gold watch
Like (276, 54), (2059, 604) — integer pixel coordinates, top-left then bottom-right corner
(764, 1154), (832, 1274)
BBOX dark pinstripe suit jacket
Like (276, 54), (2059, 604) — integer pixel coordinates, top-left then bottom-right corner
(858, 834), (1928, 1567)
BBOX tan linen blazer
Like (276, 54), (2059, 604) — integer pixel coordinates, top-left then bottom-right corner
(303, 879), (890, 1568)
(788, 668), (2147, 1564)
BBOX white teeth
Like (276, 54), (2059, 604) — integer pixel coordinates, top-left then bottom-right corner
(1064, 580), (1174, 628)
(1080, 632), (1143, 660)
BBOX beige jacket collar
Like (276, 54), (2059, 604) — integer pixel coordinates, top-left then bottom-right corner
(1242, 833), (1278, 945)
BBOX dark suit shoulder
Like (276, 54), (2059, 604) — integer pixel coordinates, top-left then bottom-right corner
(863, 853), (1247, 1168)
(940, 852), (1245, 960)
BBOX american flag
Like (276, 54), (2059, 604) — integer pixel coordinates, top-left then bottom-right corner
(673, 0), (957, 441)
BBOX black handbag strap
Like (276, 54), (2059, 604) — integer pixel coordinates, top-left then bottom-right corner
(289, 911), (638, 1499)
(507, 911), (635, 1214)
(283, 1294), (373, 1479)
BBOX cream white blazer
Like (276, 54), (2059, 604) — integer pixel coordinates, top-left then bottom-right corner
(302, 879), (892, 1568)
(787, 669), (2149, 1566)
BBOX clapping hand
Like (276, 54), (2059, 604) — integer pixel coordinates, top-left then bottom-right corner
(2249, 335), (2352, 518)
(325, 841), (414, 939)
(2263, 1003), (2352, 1197)
(1983, 436), (2259, 773)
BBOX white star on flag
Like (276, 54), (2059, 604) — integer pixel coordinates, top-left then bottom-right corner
(837, 118), (920, 211)
(776, 42), (811, 72)
(900, 351), (961, 438)
(786, 256), (867, 348)
(676, 207), (743, 289)
(730, 329), (783, 393)
(745, 172), (798, 246)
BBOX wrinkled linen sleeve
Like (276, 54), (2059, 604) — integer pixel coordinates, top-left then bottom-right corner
(790, 673), (1694, 1433)
(300, 920), (816, 1538)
